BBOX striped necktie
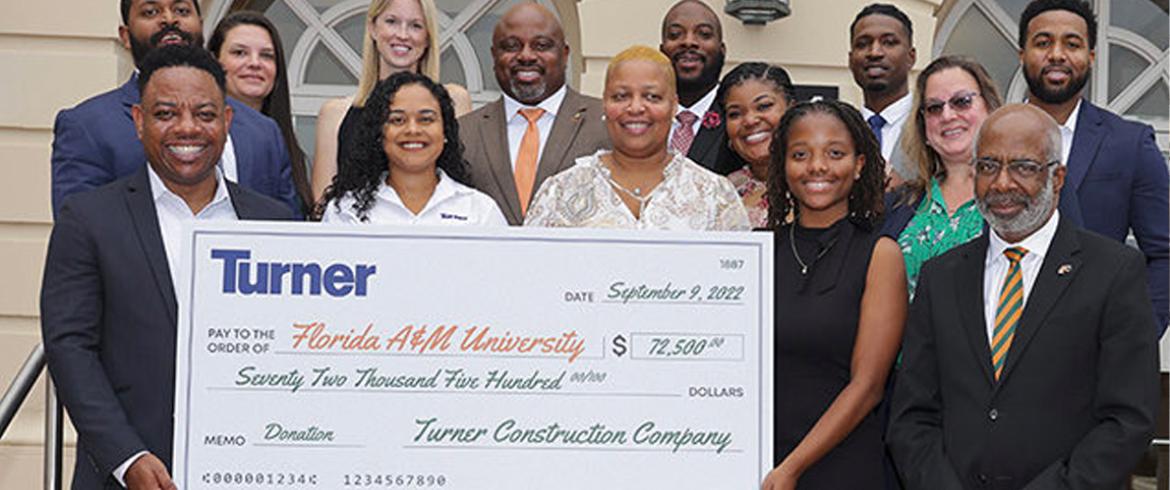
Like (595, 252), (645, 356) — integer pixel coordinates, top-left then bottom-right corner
(992, 247), (1028, 380)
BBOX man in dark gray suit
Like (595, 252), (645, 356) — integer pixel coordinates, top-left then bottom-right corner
(459, 2), (608, 225)
(888, 104), (1158, 489)
(41, 45), (293, 490)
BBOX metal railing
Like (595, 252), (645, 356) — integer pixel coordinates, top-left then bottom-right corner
(0, 343), (62, 490)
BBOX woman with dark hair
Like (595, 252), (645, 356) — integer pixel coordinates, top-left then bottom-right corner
(715, 62), (796, 228)
(763, 100), (907, 489)
(316, 72), (504, 225)
(882, 55), (1003, 296)
(208, 10), (312, 215)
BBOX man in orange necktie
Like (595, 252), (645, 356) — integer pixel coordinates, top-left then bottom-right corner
(459, 2), (609, 225)
(888, 104), (1159, 490)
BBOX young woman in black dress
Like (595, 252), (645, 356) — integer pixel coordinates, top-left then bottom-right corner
(762, 100), (907, 490)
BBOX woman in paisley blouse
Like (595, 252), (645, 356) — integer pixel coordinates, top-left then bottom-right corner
(881, 56), (1003, 296)
(716, 63), (796, 229)
(524, 46), (749, 231)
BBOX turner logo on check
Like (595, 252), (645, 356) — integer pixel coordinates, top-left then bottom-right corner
(210, 249), (377, 297)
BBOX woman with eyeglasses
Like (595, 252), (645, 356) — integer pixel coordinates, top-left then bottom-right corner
(881, 55), (1003, 296)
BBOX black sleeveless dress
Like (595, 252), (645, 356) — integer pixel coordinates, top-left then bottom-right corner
(773, 217), (885, 488)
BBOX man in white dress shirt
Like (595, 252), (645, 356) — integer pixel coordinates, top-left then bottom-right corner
(848, 3), (917, 184)
(40, 45), (293, 490)
(888, 104), (1158, 489)
(460, 2), (609, 225)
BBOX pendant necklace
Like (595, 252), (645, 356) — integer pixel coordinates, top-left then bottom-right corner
(789, 224), (836, 275)
(606, 154), (669, 217)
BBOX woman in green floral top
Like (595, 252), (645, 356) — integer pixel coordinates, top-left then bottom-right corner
(881, 56), (1003, 297)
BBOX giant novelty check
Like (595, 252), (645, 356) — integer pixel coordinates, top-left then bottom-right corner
(174, 223), (773, 489)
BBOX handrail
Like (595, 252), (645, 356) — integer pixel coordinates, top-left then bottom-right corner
(0, 344), (44, 435)
(0, 343), (62, 490)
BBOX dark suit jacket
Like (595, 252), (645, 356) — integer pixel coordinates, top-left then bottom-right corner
(688, 101), (738, 175)
(459, 88), (610, 225)
(51, 76), (301, 218)
(1060, 101), (1169, 334)
(888, 218), (1159, 490)
(41, 167), (293, 490)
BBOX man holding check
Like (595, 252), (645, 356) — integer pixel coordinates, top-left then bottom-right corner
(40, 45), (292, 490)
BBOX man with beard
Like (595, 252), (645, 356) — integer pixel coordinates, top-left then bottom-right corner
(42, 45), (293, 490)
(459, 2), (608, 225)
(1019, 0), (1168, 335)
(888, 104), (1158, 490)
(848, 3), (917, 184)
(659, 0), (733, 174)
(51, 0), (300, 217)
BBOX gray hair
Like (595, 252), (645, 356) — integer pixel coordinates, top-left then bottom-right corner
(971, 111), (1063, 166)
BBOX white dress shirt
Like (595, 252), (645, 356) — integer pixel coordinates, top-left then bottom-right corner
(504, 85), (567, 171)
(983, 210), (1060, 345)
(669, 85), (719, 148)
(321, 169), (507, 226)
(113, 165), (238, 487)
(220, 135), (238, 182)
(1058, 99), (1082, 166)
(859, 92), (913, 162)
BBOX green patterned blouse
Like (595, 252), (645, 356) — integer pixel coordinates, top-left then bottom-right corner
(897, 179), (984, 298)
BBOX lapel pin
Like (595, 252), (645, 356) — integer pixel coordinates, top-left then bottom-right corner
(1057, 264), (1073, 276)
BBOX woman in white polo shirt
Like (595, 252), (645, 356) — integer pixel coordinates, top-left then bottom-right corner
(317, 72), (505, 225)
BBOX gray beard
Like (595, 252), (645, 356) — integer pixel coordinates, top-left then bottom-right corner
(509, 80), (548, 104)
(977, 175), (1056, 240)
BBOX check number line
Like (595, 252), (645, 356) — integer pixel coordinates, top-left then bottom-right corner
(403, 445), (742, 454)
(600, 300), (744, 306)
(208, 387), (681, 397)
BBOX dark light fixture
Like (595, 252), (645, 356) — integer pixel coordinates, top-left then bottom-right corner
(724, 0), (791, 25)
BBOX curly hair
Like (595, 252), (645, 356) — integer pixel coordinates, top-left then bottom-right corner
(315, 71), (470, 221)
(765, 100), (886, 230)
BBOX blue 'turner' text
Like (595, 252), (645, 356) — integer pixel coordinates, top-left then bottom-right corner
(211, 249), (377, 297)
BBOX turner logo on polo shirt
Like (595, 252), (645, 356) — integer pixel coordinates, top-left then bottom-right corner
(211, 249), (376, 297)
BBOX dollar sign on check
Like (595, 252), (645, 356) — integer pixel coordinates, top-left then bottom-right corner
(612, 335), (627, 357)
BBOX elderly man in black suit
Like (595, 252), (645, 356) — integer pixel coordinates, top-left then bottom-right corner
(41, 45), (293, 490)
(888, 103), (1158, 490)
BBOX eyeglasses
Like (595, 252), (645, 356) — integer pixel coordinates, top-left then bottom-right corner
(973, 157), (1058, 179)
(922, 92), (980, 117)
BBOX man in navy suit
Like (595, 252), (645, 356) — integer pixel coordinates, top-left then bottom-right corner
(1019, 0), (1169, 335)
(41, 45), (294, 490)
(51, 0), (300, 217)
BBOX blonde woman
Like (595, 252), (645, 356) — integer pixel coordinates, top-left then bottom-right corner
(310, 0), (472, 204)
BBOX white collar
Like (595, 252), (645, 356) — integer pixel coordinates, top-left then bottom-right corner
(147, 164), (231, 209)
(987, 210), (1060, 264)
(860, 91), (913, 123)
(503, 85), (567, 121)
(678, 85), (719, 118)
(1060, 99), (1083, 134)
(366, 168), (472, 217)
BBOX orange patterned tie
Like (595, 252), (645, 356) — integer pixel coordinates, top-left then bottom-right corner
(992, 247), (1028, 380)
(514, 108), (545, 214)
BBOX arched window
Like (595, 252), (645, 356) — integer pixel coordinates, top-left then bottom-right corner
(205, 0), (579, 156)
(935, 0), (1168, 155)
